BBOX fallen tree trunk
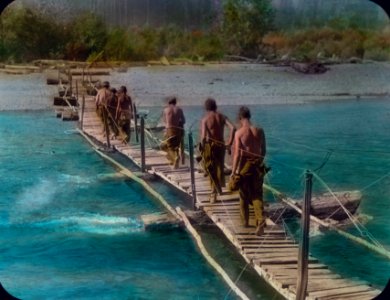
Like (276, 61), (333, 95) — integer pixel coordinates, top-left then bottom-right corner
(291, 62), (329, 74)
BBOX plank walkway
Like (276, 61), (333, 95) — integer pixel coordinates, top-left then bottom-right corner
(74, 93), (380, 300)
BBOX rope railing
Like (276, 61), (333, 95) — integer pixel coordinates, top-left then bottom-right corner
(264, 178), (390, 261)
(312, 171), (387, 250)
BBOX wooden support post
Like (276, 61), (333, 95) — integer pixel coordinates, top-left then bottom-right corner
(80, 95), (85, 130)
(134, 102), (139, 143)
(68, 67), (73, 95)
(103, 107), (111, 149)
(188, 132), (197, 210)
(140, 116), (146, 172)
(76, 80), (79, 100)
(181, 134), (185, 165)
(296, 170), (312, 300)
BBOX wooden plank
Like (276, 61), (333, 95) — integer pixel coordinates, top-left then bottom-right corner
(271, 271), (341, 293)
(262, 263), (328, 271)
(169, 172), (204, 180)
(318, 290), (380, 300)
(287, 278), (365, 292)
(244, 247), (299, 254)
(180, 178), (210, 186)
(274, 273), (341, 283)
(253, 256), (319, 265)
(152, 166), (190, 173)
(172, 173), (205, 181)
(201, 203), (240, 210)
(235, 228), (286, 235)
(244, 244), (299, 250)
(237, 236), (293, 242)
(307, 282), (367, 293)
(248, 251), (299, 260)
(268, 268), (333, 276)
(241, 239), (296, 245)
(238, 231), (288, 237)
(146, 157), (170, 164)
(307, 285), (376, 299)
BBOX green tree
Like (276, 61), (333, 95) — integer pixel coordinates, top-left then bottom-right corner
(222, 0), (274, 56)
(104, 28), (134, 61)
(1, 7), (64, 62)
(65, 12), (108, 61)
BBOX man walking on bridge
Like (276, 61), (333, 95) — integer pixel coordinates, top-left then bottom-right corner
(230, 106), (267, 236)
(200, 98), (235, 203)
(161, 97), (186, 169)
(95, 81), (111, 135)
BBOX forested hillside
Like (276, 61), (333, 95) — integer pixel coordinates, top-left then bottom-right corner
(2, 0), (389, 63)
(17, 0), (387, 29)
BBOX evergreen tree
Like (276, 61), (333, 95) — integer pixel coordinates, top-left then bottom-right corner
(222, 0), (274, 56)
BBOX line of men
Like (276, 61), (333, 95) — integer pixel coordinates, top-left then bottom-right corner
(95, 81), (133, 143)
(161, 97), (267, 236)
(95, 84), (266, 236)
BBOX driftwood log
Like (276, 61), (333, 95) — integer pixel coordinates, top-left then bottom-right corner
(290, 62), (329, 74)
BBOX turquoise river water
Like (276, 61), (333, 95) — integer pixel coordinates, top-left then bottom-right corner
(0, 72), (389, 299)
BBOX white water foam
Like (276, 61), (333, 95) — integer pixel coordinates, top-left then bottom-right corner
(58, 173), (93, 185)
(14, 179), (56, 214)
(30, 214), (144, 235)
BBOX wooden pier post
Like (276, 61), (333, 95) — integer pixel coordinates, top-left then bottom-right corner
(80, 95), (85, 130)
(296, 170), (313, 300)
(103, 108), (111, 149)
(188, 132), (197, 210)
(76, 80), (79, 100)
(134, 103), (139, 143)
(68, 67), (73, 95)
(140, 116), (146, 172)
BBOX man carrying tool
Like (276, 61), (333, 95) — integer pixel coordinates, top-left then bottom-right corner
(116, 85), (133, 143)
(95, 81), (111, 135)
(161, 97), (186, 169)
(199, 98), (235, 203)
(230, 106), (267, 236)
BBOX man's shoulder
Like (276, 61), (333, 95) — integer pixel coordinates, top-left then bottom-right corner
(235, 127), (246, 136)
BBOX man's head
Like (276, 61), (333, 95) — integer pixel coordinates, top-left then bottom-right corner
(118, 86), (127, 94)
(110, 87), (117, 94)
(205, 98), (217, 112)
(103, 81), (110, 88)
(168, 96), (177, 105)
(238, 106), (251, 120)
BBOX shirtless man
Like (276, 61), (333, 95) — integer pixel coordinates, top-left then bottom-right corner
(231, 106), (267, 236)
(95, 81), (111, 134)
(200, 98), (235, 203)
(116, 85), (133, 143)
(161, 97), (186, 169)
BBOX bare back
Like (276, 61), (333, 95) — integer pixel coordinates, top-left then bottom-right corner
(163, 105), (185, 129)
(201, 111), (226, 142)
(235, 125), (266, 159)
(95, 88), (111, 106)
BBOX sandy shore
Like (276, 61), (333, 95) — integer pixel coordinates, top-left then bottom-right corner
(109, 61), (390, 106)
(1, 62), (389, 111)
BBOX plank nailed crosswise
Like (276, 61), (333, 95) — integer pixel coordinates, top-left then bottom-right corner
(74, 94), (380, 300)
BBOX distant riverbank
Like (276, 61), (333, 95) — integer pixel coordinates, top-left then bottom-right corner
(110, 61), (390, 107)
(1, 62), (389, 111)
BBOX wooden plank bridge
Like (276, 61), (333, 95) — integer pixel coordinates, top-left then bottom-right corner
(52, 75), (381, 300)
